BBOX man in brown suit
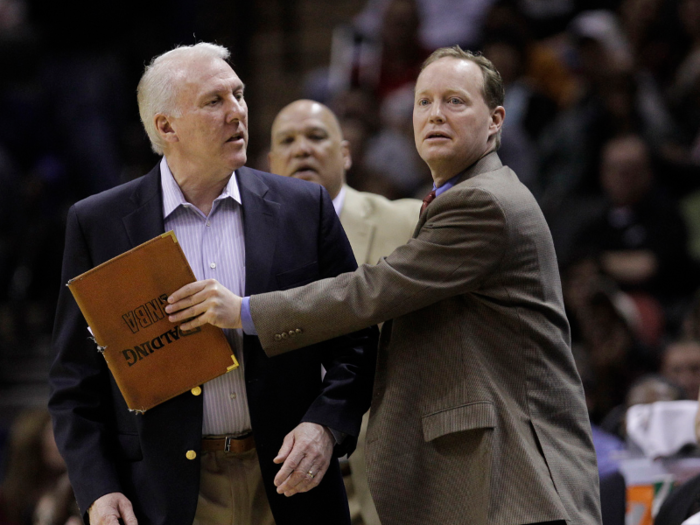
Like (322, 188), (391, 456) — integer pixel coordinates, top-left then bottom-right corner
(166, 47), (602, 525)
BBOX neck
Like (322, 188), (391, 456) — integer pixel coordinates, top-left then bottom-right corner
(165, 154), (232, 216)
(431, 149), (493, 188)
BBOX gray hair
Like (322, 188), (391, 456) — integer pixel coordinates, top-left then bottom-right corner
(137, 42), (231, 155)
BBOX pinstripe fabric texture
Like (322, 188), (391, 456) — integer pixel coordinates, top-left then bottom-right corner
(161, 159), (251, 435)
(251, 153), (602, 525)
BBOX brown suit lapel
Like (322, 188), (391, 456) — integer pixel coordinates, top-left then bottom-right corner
(414, 152), (503, 236)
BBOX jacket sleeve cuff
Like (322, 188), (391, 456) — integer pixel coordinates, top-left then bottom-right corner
(241, 297), (258, 335)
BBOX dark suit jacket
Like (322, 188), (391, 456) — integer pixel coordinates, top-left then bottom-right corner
(656, 471), (700, 525)
(250, 153), (602, 525)
(48, 164), (377, 525)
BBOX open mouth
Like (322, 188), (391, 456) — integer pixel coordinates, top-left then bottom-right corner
(226, 132), (245, 143)
(292, 165), (318, 176)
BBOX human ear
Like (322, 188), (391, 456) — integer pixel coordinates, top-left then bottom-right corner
(489, 106), (505, 134)
(341, 140), (352, 172)
(155, 114), (178, 144)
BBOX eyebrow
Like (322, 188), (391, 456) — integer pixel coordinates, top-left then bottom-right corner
(273, 125), (328, 140)
(416, 87), (468, 96)
(201, 82), (245, 100)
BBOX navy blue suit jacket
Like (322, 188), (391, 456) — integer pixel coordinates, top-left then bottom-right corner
(48, 164), (377, 525)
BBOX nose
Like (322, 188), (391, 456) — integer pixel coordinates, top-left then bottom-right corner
(429, 101), (445, 123)
(292, 137), (312, 157)
(225, 96), (246, 123)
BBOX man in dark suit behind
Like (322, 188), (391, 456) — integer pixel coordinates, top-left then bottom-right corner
(168, 46), (603, 525)
(48, 42), (376, 525)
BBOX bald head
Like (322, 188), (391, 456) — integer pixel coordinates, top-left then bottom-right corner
(268, 99), (351, 199)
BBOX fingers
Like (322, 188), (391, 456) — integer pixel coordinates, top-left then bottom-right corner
(273, 423), (334, 497)
(165, 280), (242, 330)
(166, 282), (209, 323)
(273, 432), (295, 464)
(118, 497), (138, 525)
(167, 281), (206, 307)
(275, 451), (326, 497)
(88, 493), (137, 525)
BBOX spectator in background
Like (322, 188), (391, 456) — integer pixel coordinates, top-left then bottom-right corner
(668, 0), (700, 173)
(482, 30), (558, 190)
(482, 0), (578, 110)
(268, 99), (420, 266)
(537, 10), (681, 219)
(574, 134), (696, 327)
(349, 0), (429, 103)
(661, 340), (700, 400)
(536, 9), (633, 211)
(327, 88), (381, 195)
(683, 291), (700, 341)
(601, 374), (686, 440)
(0, 408), (78, 525)
(353, 0), (496, 52)
(626, 374), (686, 407)
(564, 266), (656, 423)
(362, 85), (431, 198)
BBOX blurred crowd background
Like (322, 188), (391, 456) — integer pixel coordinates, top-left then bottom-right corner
(3, 0), (700, 523)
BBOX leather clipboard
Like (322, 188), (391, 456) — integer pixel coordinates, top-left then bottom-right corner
(67, 231), (238, 413)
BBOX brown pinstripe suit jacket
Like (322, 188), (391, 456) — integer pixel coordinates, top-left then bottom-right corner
(251, 153), (602, 525)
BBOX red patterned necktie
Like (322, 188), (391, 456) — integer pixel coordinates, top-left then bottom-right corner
(420, 189), (437, 216)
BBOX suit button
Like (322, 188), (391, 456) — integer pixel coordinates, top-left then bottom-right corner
(191, 386), (202, 396)
(296, 328), (303, 334)
(274, 334), (281, 342)
(186, 450), (197, 460)
(281, 332), (288, 339)
(288, 330), (295, 337)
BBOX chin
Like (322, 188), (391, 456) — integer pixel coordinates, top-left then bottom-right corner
(292, 174), (318, 184)
(227, 153), (247, 170)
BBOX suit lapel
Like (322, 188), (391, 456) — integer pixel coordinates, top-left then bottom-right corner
(122, 164), (280, 294)
(339, 187), (374, 265)
(414, 152), (503, 235)
(123, 164), (166, 247)
(237, 167), (279, 296)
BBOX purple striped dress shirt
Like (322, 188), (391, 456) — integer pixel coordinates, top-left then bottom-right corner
(160, 157), (251, 436)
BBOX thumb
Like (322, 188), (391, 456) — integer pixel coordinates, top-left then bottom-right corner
(274, 432), (295, 464)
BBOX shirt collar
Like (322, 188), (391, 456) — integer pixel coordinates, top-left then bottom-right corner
(433, 172), (462, 197)
(332, 184), (347, 217)
(432, 151), (500, 198)
(160, 157), (242, 219)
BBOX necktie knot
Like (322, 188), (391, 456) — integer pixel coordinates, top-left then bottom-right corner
(420, 189), (437, 216)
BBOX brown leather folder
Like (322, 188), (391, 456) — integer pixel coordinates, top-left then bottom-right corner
(67, 231), (238, 413)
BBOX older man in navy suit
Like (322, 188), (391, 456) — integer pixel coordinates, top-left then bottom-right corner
(49, 42), (376, 525)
